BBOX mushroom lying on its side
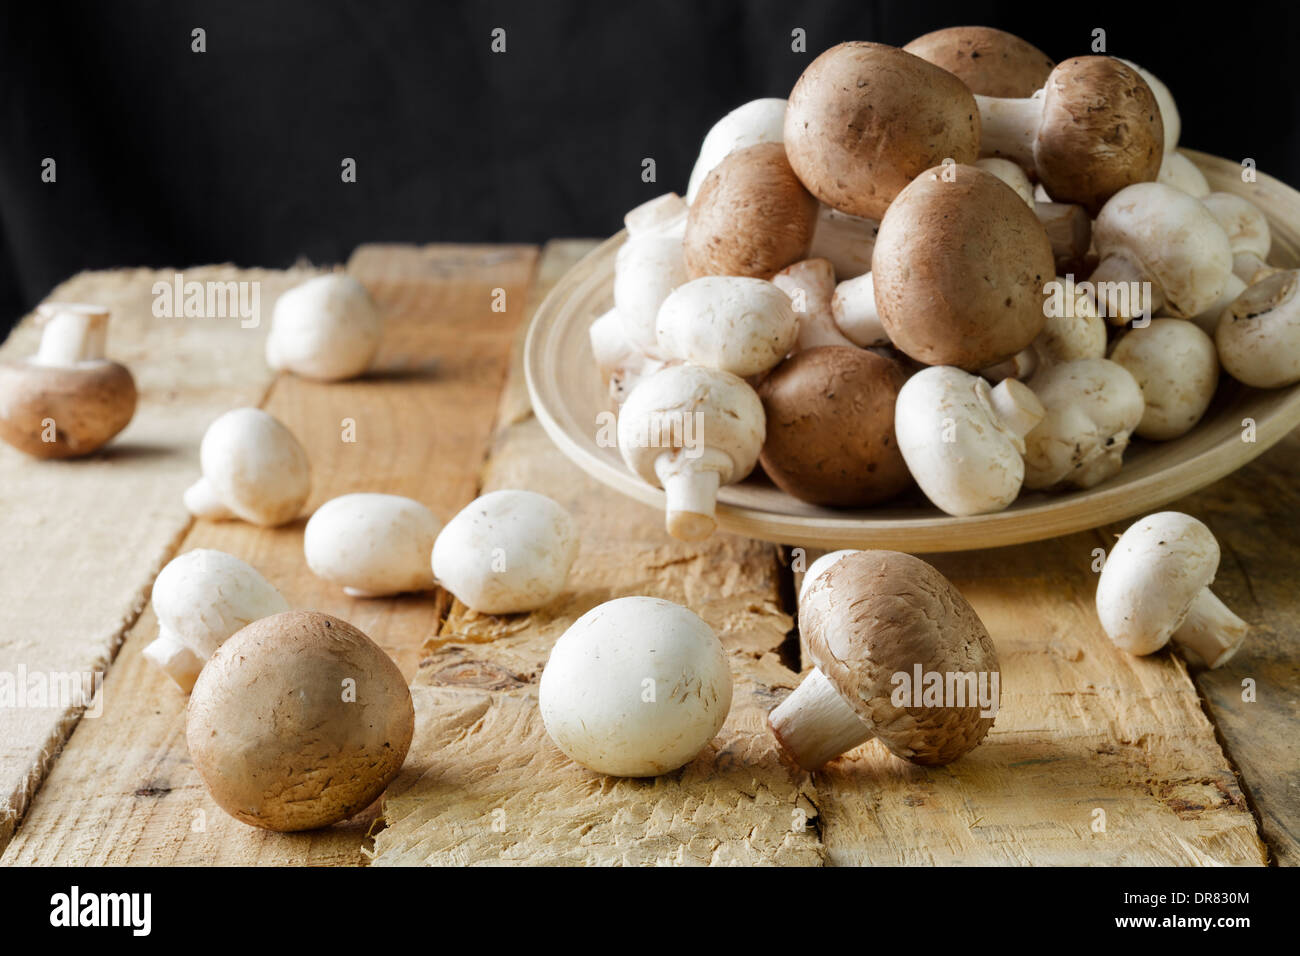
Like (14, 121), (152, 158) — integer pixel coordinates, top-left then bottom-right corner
(773, 259), (859, 351)
(187, 611), (414, 831)
(1201, 192), (1277, 285)
(184, 408), (311, 527)
(305, 493), (440, 597)
(1096, 512), (1248, 668)
(266, 274), (383, 382)
(0, 303), (137, 459)
(539, 596), (732, 777)
(1216, 270), (1300, 388)
(770, 550), (1000, 770)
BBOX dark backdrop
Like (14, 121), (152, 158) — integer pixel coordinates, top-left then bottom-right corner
(2, 1), (1298, 333)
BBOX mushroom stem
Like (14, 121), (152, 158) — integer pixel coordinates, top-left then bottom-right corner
(1172, 588), (1248, 668)
(1090, 254), (1165, 323)
(987, 378), (1045, 439)
(768, 667), (874, 770)
(1035, 201), (1092, 270)
(142, 628), (205, 692)
(973, 93), (1043, 168)
(183, 477), (236, 521)
(654, 450), (725, 541)
(34, 305), (110, 366)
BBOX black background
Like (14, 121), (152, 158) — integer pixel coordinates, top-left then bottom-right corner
(2, 1), (1298, 334)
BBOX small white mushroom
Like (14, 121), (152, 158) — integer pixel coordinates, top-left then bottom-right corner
(1023, 358), (1145, 490)
(588, 307), (665, 406)
(894, 366), (1045, 516)
(184, 408), (311, 527)
(830, 271), (890, 348)
(431, 489), (578, 614)
(685, 98), (787, 204)
(1110, 319), (1219, 440)
(1034, 282), (1108, 368)
(1216, 270), (1300, 388)
(614, 193), (689, 356)
(1096, 511), (1247, 667)
(807, 205), (879, 280)
(143, 549), (289, 692)
(1201, 192), (1276, 285)
(304, 493), (440, 597)
(772, 258), (858, 351)
(539, 596), (732, 777)
(617, 364), (764, 541)
(1090, 183), (1233, 323)
(1157, 151), (1210, 198)
(266, 274), (383, 382)
(655, 276), (798, 377)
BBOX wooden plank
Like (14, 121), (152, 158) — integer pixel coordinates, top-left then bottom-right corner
(0, 245), (538, 865)
(372, 242), (823, 865)
(0, 264), (318, 852)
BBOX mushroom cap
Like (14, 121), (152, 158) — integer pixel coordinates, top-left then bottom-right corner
(1023, 358), (1145, 489)
(0, 359), (136, 459)
(1036, 286), (1107, 364)
(799, 549), (858, 604)
(431, 489), (578, 614)
(655, 276), (799, 377)
(1157, 152), (1210, 198)
(1034, 57), (1164, 214)
(799, 550), (999, 765)
(1201, 192), (1271, 259)
(186, 611), (414, 831)
(266, 274), (383, 382)
(1093, 183), (1233, 319)
(305, 493), (440, 596)
(614, 233), (687, 356)
(152, 549), (289, 660)
(1118, 59), (1180, 155)
(873, 164), (1053, 369)
(784, 42), (980, 220)
(197, 408), (311, 526)
(686, 98), (788, 204)
(1110, 319), (1219, 440)
(895, 366), (1034, 516)
(538, 596), (732, 777)
(904, 26), (1054, 98)
(1096, 512), (1220, 656)
(683, 142), (819, 279)
(1216, 270), (1300, 388)
(617, 364), (764, 486)
(757, 347), (911, 507)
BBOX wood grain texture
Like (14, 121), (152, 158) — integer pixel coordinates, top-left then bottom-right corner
(0, 245), (538, 865)
(0, 265), (317, 853)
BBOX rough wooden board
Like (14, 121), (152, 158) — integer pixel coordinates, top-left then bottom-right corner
(372, 242), (821, 865)
(0, 264), (318, 853)
(0, 245), (538, 865)
(808, 537), (1268, 866)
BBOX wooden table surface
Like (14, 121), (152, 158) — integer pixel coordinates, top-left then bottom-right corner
(0, 241), (1294, 866)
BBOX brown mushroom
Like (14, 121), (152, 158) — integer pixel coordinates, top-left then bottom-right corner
(757, 347), (911, 507)
(0, 303), (136, 459)
(186, 611), (414, 832)
(872, 164), (1053, 369)
(683, 142), (818, 279)
(769, 550), (1000, 770)
(903, 25), (1055, 98)
(977, 56), (1163, 214)
(783, 41), (980, 220)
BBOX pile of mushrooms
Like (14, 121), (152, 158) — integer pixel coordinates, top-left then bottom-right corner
(596, 27), (1295, 534)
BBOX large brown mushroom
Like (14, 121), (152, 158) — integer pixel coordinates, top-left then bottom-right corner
(187, 611), (414, 832)
(904, 25), (1055, 97)
(770, 550), (1000, 770)
(872, 164), (1053, 369)
(784, 41), (980, 220)
(757, 347), (911, 507)
(683, 142), (818, 279)
(976, 56), (1163, 214)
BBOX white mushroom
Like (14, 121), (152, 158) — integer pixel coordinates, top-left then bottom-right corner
(431, 489), (578, 614)
(588, 307), (666, 406)
(539, 596), (732, 777)
(1216, 270), (1300, 388)
(772, 258), (858, 351)
(1201, 192), (1276, 285)
(894, 366), (1045, 516)
(614, 194), (688, 356)
(1157, 151), (1210, 198)
(685, 98), (787, 204)
(617, 364), (764, 541)
(1096, 511), (1247, 668)
(982, 282), (1107, 383)
(304, 493), (440, 597)
(655, 276), (798, 376)
(266, 274), (383, 382)
(830, 272), (889, 348)
(1090, 183), (1233, 323)
(807, 205), (879, 280)
(1023, 358), (1145, 489)
(143, 549), (289, 692)
(184, 408), (311, 527)
(1109, 319), (1219, 440)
